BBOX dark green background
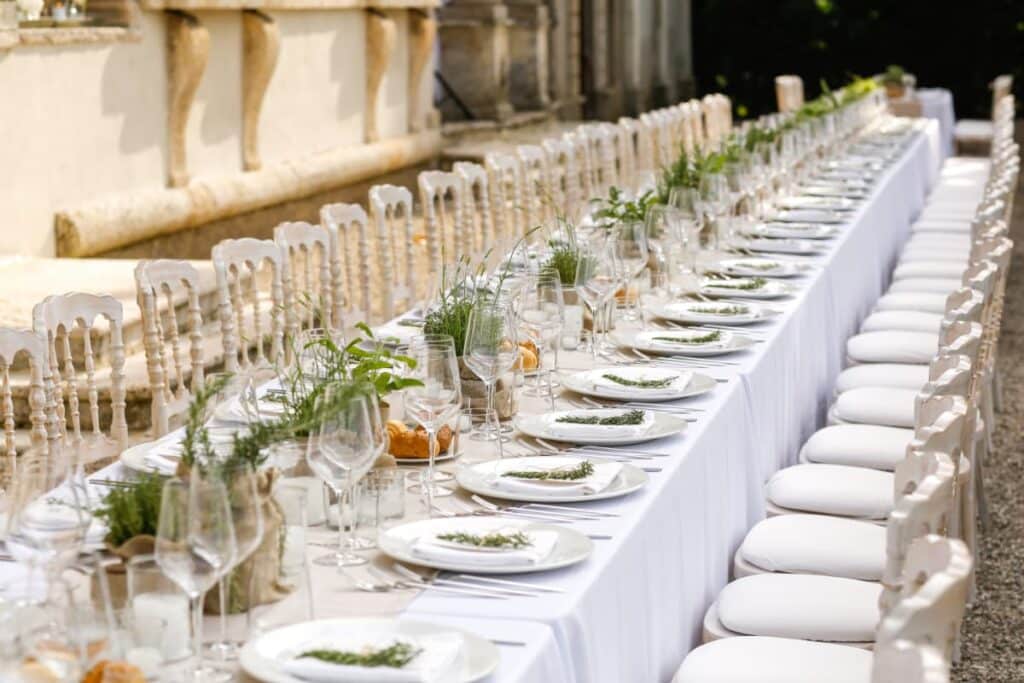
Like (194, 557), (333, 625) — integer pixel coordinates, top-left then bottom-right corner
(692, 0), (1024, 119)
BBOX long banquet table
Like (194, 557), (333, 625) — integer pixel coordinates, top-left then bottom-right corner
(56, 119), (943, 683)
(400, 119), (943, 682)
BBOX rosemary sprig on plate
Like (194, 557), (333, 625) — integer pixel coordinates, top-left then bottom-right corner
(436, 530), (533, 549)
(690, 305), (750, 316)
(652, 331), (722, 345)
(556, 409), (646, 426)
(502, 461), (595, 481)
(601, 373), (676, 389)
(733, 261), (780, 271)
(710, 278), (767, 290)
(298, 642), (421, 668)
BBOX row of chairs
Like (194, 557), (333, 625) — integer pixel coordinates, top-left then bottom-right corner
(0, 93), (736, 471)
(672, 94), (1018, 681)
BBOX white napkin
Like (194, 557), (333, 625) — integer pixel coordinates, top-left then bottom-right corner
(411, 519), (558, 568)
(665, 302), (753, 322)
(282, 633), (464, 683)
(373, 318), (424, 345)
(544, 409), (655, 440)
(581, 368), (693, 399)
(216, 393), (287, 424)
(637, 330), (731, 352)
(485, 457), (623, 497)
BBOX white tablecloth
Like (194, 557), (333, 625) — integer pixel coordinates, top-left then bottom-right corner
(404, 120), (943, 682)
(916, 88), (955, 159)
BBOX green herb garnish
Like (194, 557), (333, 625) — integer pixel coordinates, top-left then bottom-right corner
(601, 373), (676, 389)
(652, 331), (723, 344)
(733, 261), (780, 271)
(502, 461), (596, 481)
(436, 531), (533, 549)
(556, 409), (646, 426)
(709, 278), (766, 290)
(690, 305), (750, 315)
(298, 642), (421, 668)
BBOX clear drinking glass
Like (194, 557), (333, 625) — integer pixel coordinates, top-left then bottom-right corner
(574, 235), (621, 359)
(463, 300), (518, 444)
(155, 475), (237, 683)
(517, 271), (564, 398)
(404, 335), (463, 508)
(307, 389), (382, 565)
(612, 220), (649, 323)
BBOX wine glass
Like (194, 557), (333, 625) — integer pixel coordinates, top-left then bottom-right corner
(517, 271), (564, 399)
(404, 335), (462, 508)
(698, 173), (729, 250)
(612, 221), (649, 323)
(155, 474), (237, 683)
(574, 235), (621, 359)
(306, 388), (381, 566)
(463, 299), (518, 440)
(205, 463), (264, 662)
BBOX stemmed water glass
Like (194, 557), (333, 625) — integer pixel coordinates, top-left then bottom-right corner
(611, 221), (649, 323)
(205, 463), (264, 663)
(517, 271), (564, 399)
(155, 472), (237, 683)
(306, 388), (382, 566)
(463, 300), (517, 448)
(698, 173), (730, 250)
(574, 234), (621, 359)
(404, 335), (463, 508)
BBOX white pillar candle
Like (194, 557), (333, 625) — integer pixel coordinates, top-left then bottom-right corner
(131, 592), (191, 660)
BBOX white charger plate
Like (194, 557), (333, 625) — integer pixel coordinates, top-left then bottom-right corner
(456, 456), (648, 504)
(561, 365), (717, 402)
(379, 518), (593, 574)
(778, 195), (858, 212)
(713, 257), (805, 278)
(773, 209), (846, 224)
(239, 618), (499, 683)
(700, 277), (794, 299)
(652, 299), (776, 326)
(739, 238), (824, 256)
(744, 222), (837, 240)
(617, 329), (756, 357)
(515, 408), (688, 446)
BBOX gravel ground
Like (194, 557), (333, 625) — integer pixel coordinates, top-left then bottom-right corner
(953, 177), (1024, 682)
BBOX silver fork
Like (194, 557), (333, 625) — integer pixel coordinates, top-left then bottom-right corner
(361, 566), (508, 599)
(465, 495), (611, 523)
(391, 564), (542, 598)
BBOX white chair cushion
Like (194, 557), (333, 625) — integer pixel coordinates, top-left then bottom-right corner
(766, 464), (894, 519)
(872, 293), (948, 315)
(910, 221), (972, 234)
(835, 363), (930, 392)
(832, 387), (918, 428)
(673, 636), (873, 683)
(904, 233), (971, 248)
(887, 278), (960, 295)
(847, 330), (937, 364)
(954, 119), (994, 141)
(800, 424), (913, 470)
(898, 249), (969, 264)
(739, 514), (886, 580)
(859, 311), (944, 333)
(892, 261), (965, 280)
(716, 574), (882, 642)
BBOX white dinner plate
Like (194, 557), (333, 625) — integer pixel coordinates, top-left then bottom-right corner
(378, 517), (593, 574)
(561, 365), (717, 402)
(773, 209), (847, 224)
(652, 299), (777, 326)
(119, 427), (239, 474)
(700, 277), (794, 299)
(712, 257), (806, 278)
(456, 456), (648, 503)
(618, 329), (756, 357)
(395, 451), (457, 465)
(778, 195), (859, 212)
(799, 184), (870, 199)
(516, 408), (688, 445)
(739, 238), (824, 256)
(744, 222), (838, 240)
(239, 618), (499, 683)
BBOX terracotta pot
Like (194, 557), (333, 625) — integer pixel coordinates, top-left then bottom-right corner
(885, 83), (905, 99)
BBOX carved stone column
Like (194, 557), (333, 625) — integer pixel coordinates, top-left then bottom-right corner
(366, 9), (396, 143)
(166, 10), (209, 188)
(437, 1), (513, 122)
(242, 10), (279, 171)
(408, 8), (437, 133)
(506, 1), (550, 112)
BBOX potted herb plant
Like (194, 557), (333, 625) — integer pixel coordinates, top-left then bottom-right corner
(882, 65), (907, 99)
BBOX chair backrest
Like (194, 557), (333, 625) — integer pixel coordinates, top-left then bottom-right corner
(453, 161), (496, 266)
(775, 75), (804, 113)
(32, 293), (127, 467)
(369, 184), (418, 321)
(134, 259), (207, 437)
(884, 453), (956, 613)
(640, 112), (673, 167)
(485, 152), (525, 246)
(515, 145), (553, 236)
(0, 328), (50, 477)
(876, 535), (973, 664)
(872, 640), (949, 683)
(936, 320), (983, 366)
(418, 170), (466, 285)
(542, 136), (581, 218)
(211, 238), (286, 373)
(991, 74), (1013, 115)
(320, 204), (373, 330)
(943, 288), (984, 326)
(618, 117), (653, 183)
(274, 220), (335, 333)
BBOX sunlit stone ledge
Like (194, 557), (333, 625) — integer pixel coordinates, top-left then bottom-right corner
(55, 128), (443, 257)
(140, 0), (437, 9)
(0, 25), (140, 49)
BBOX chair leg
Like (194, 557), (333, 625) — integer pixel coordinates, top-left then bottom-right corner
(992, 366), (1004, 413)
(974, 433), (990, 534)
